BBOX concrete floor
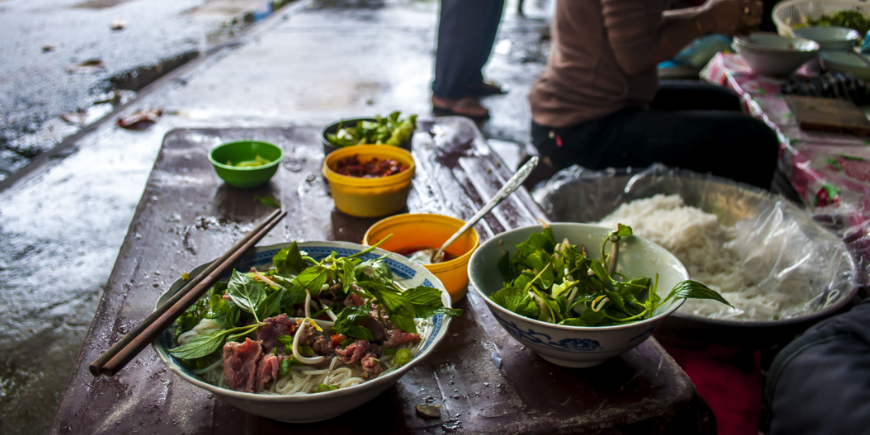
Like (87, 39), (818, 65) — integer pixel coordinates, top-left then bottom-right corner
(0, 0), (285, 180)
(0, 0), (553, 433)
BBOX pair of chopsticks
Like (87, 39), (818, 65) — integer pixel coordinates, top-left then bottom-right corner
(89, 208), (287, 376)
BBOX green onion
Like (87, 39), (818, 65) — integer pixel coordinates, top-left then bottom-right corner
(383, 348), (398, 355)
(340, 338), (353, 348)
(279, 359), (291, 377)
(317, 384), (330, 393)
(329, 385), (339, 391)
(394, 348), (411, 366)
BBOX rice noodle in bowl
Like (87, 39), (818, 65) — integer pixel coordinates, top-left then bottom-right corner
(152, 241), (454, 422)
(597, 194), (848, 321)
(179, 316), (435, 395)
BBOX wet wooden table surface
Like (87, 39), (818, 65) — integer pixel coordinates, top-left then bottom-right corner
(49, 117), (707, 434)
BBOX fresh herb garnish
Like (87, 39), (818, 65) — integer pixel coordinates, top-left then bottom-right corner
(490, 224), (730, 326)
(326, 111), (417, 148)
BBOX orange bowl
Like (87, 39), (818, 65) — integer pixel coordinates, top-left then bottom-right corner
(362, 213), (479, 303)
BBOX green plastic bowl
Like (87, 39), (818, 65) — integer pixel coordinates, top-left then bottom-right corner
(208, 140), (283, 188)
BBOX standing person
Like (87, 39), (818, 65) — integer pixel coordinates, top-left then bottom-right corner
(432, 0), (507, 119)
(528, 0), (780, 189)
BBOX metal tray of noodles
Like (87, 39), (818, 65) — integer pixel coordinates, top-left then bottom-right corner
(531, 164), (860, 349)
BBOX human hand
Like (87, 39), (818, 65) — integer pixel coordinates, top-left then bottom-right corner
(700, 0), (763, 36)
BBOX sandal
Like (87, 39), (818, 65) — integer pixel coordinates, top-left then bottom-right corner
(466, 80), (508, 96)
(431, 95), (490, 119)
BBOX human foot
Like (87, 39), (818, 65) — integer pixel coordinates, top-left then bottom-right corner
(466, 80), (508, 96)
(431, 95), (490, 119)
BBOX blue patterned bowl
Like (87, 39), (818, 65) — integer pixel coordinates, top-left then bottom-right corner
(153, 241), (451, 422)
(468, 223), (688, 368)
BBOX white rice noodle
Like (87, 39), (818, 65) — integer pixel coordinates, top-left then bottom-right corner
(597, 194), (819, 321)
(198, 307), (437, 395)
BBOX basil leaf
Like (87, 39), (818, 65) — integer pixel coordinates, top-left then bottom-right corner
(271, 275), (307, 306)
(256, 288), (283, 320)
(359, 281), (417, 333)
(168, 330), (230, 359)
(355, 257), (393, 283)
(344, 325), (374, 341)
(295, 266), (329, 295)
(341, 257), (359, 294)
(223, 305), (240, 328)
(665, 280), (733, 307)
(402, 287), (463, 317)
(227, 270), (266, 316)
(332, 303), (373, 336)
(273, 242), (306, 275)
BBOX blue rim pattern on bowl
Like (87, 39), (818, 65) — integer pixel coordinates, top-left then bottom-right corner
(153, 242), (448, 399)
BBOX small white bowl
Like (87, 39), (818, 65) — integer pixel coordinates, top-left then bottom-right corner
(792, 26), (860, 52)
(468, 223), (688, 368)
(153, 241), (453, 422)
(733, 33), (820, 77)
(820, 51), (870, 79)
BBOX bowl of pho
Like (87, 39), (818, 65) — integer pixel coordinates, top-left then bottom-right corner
(468, 222), (731, 368)
(153, 240), (459, 422)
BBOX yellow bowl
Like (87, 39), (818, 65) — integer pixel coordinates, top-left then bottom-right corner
(322, 145), (415, 217)
(363, 213), (479, 303)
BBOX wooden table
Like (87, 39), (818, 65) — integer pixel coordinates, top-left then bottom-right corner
(49, 117), (709, 434)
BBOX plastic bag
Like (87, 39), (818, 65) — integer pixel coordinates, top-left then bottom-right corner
(532, 164), (859, 321)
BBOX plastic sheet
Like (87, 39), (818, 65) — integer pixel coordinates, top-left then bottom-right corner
(532, 164), (859, 321)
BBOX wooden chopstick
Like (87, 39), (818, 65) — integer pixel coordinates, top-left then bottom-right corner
(91, 209), (286, 376)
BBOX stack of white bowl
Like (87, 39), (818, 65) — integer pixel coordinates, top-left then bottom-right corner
(733, 32), (820, 77)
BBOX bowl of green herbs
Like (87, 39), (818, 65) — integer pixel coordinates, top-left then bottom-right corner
(321, 112), (417, 156)
(468, 222), (731, 367)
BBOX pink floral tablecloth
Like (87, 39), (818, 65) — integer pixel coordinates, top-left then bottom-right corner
(702, 53), (870, 258)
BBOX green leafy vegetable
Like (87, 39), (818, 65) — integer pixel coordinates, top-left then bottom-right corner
(227, 270), (266, 321)
(489, 226), (730, 327)
(273, 242), (306, 275)
(325, 111), (417, 148)
(254, 195), (281, 208)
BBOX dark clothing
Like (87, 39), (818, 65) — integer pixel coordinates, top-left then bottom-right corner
(531, 82), (779, 189)
(765, 298), (870, 435)
(432, 0), (505, 98)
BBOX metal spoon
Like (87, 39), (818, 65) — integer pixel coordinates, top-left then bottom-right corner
(412, 156), (539, 264)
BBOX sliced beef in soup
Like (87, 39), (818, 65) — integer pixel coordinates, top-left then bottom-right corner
(383, 329), (421, 348)
(223, 338), (263, 392)
(295, 320), (317, 346)
(335, 339), (371, 364)
(356, 315), (387, 343)
(343, 292), (365, 307)
(312, 335), (333, 356)
(256, 314), (296, 352)
(361, 353), (383, 380)
(255, 353), (279, 392)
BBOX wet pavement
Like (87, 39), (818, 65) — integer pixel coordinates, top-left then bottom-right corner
(0, 0), (290, 182)
(0, 0), (552, 433)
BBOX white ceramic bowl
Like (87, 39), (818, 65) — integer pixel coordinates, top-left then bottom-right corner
(733, 33), (820, 77)
(153, 241), (452, 422)
(820, 51), (870, 79)
(792, 26), (859, 51)
(468, 223), (688, 368)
